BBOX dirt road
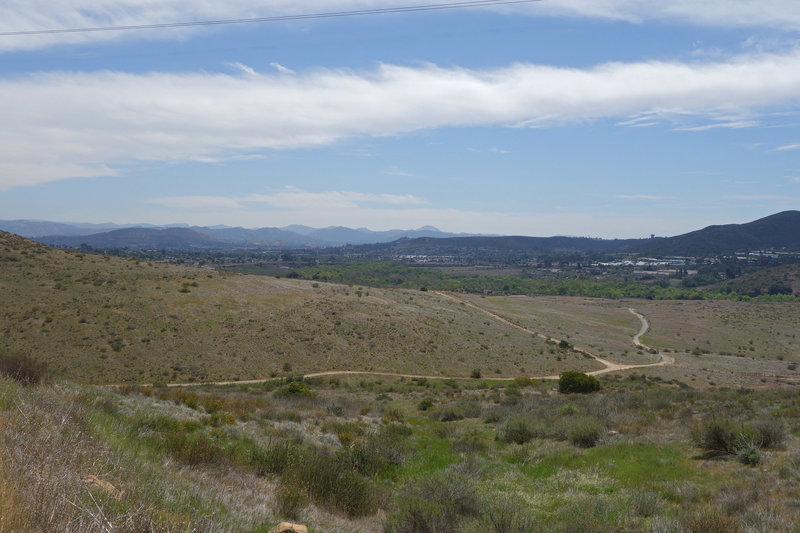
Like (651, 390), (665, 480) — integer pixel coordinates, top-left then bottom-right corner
(155, 292), (671, 388)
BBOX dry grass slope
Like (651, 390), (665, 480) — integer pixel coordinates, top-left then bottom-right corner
(0, 232), (600, 384)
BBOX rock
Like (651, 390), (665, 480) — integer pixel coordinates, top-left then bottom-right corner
(81, 475), (123, 500)
(270, 522), (308, 533)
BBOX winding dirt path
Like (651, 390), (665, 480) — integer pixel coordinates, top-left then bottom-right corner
(153, 292), (671, 388)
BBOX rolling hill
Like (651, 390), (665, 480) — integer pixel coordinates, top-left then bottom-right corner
(633, 210), (800, 256)
(0, 230), (588, 384)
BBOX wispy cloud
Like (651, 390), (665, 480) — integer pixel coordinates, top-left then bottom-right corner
(3, 1), (800, 52)
(615, 194), (668, 200)
(269, 62), (295, 74)
(150, 196), (244, 209)
(381, 166), (418, 178)
(674, 120), (759, 131)
(151, 188), (427, 212)
(227, 62), (256, 76)
(724, 194), (789, 200)
(3, 50), (800, 189)
(777, 143), (800, 151)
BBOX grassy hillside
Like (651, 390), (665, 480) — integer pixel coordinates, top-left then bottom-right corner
(4, 374), (800, 532)
(0, 231), (599, 384)
(716, 264), (800, 297)
(5, 232), (800, 531)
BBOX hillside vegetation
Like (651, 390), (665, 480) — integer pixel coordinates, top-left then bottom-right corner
(4, 232), (800, 531)
(0, 231), (599, 384)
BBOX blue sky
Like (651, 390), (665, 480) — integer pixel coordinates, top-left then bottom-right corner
(1, 1), (799, 237)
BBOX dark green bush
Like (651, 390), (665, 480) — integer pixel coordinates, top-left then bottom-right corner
(558, 371), (600, 394)
(274, 380), (315, 399)
(0, 353), (47, 385)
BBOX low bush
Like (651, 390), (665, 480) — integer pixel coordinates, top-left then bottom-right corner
(752, 419), (785, 448)
(276, 477), (307, 521)
(558, 371), (600, 394)
(680, 505), (742, 533)
(482, 493), (537, 532)
(251, 440), (297, 475)
(501, 417), (535, 445)
(297, 448), (378, 517)
(691, 419), (738, 454)
(566, 418), (602, 448)
(274, 380), (315, 399)
(0, 354), (46, 385)
(384, 472), (480, 533)
(736, 434), (761, 466)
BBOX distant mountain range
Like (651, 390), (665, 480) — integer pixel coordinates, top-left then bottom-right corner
(0, 220), (485, 249)
(2, 210), (798, 256)
(358, 211), (800, 258)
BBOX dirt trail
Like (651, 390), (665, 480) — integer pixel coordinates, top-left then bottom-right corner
(150, 292), (671, 388)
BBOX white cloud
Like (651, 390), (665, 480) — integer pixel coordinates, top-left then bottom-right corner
(3, 50), (800, 189)
(777, 143), (800, 151)
(3, 1), (800, 52)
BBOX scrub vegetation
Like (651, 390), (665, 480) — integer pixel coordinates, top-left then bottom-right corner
(3, 231), (800, 531)
(3, 374), (800, 532)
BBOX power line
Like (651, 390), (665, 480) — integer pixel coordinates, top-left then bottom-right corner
(0, 0), (542, 37)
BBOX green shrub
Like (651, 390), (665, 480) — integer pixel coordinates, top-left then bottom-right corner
(630, 490), (662, 518)
(566, 418), (602, 448)
(342, 428), (409, 476)
(471, 369), (482, 379)
(680, 506), (742, 533)
(0, 354), (47, 385)
(558, 371), (600, 394)
(752, 419), (785, 448)
(384, 473), (480, 533)
(691, 419), (738, 454)
(251, 440), (297, 475)
(482, 494), (537, 533)
(276, 477), (307, 520)
(293, 448), (378, 517)
(418, 398), (434, 411)
(501, 418), (535, 445)
(735, 434), (761, 466)
(274, 380), (315, 399)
